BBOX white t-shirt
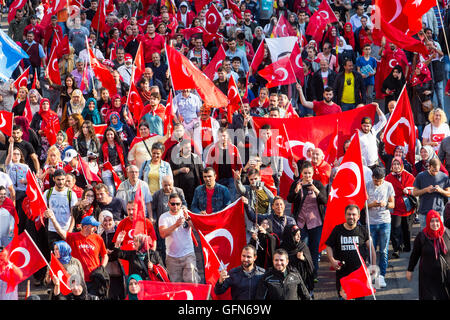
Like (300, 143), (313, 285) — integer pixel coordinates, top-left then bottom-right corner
(44, 188), (78, 233)
(0, 172), (13, 197)
(422, 123), (450, 151)
(158, 210), (194, 258)
(0, 207), (15, 247)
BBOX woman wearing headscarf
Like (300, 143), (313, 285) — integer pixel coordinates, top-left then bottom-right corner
(322, 25), (338, 48)
(281, 224), (315, 296)
(62, 89), (85, 130)
(381, 145), (413, 175)
(31, 98), (60, 162)
(28, 88), (43, 115)
(107, 111), (135, 150)
(343, 23), (355, 50)
(409, 62), (434, 138)
(249, 218), (279, 270)
(54, 130), (70, 155)
(382, 65), (406, 108)
(413, 145), (449, 176)
(111, 232), (168, 282)
(406, 210), (450, 300)
(126, 274), (142, 300)
(252, 26), (265, 52)
(336, 36), (356, 72)
(81, 97), (103, 125)
(385, 157), (416, 258)
(105, 94), (133, 128)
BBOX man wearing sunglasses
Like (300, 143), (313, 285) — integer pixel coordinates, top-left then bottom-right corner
(158, 193), (199, 283)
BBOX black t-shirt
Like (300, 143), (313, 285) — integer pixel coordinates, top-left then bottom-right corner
(6, 140), (37, 172)
(98, 197), (127, 221)
(325, 223), (369, 277)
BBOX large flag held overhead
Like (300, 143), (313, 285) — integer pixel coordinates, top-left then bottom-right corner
(189, 199), (247, 271)
(88, 44), (117, 96)
(138, 281), (212, 300)
(319, 133), (367, 252)
(8, 0), (27, 23)
(205, 4), (221, 34)
(166, 44), (228, 108)
(0, 30), (29, 82)
(382, 86), (416, 165)
(252, 104), (376, 198)
(306, 0), (338, 43)
(264, 36), (298, 62)
(91, 0), (106, 32)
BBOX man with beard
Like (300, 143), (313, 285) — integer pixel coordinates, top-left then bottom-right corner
(296, 84), (342, 116)
(325, 204), (377, 299)
(214, 245), (265, 300)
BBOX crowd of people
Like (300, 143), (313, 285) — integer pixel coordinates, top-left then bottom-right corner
(0, 0), (449, 301)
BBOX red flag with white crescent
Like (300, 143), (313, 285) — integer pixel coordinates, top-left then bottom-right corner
(205, 4), (221, 34)
(132, 183), (146, 236)
(102, 161), (122, 190)
(91, 0), (106, 32)
(127, 80), (145, 123)
(46, 49), (62, 85)
(0, 110), (13, 137)
(319, 132), (367, 252)
(204, 45), (226, 80)
(138, 281), (212, 300)
(25, 169), (47, 221)
(49, 253), (72, 295)
(258, 55), (297, 88)
(93, 123), (107, 141)
(227, 75), (241, 123)
(306, 0), (338, 43)
(8, 0), (27, 23)
(325, 119), (339, 166)
(163, 91), (175, 136)
(226, 0), (242, 19)
(285, 101), (300, 119)
(88, 43), (116, 96)
(133, 42), (145, 85)
(13, 67), (29, 91)
(290, 42), (304, 85)
(250, 40), (265, 75)
(382, 86), (416, 165)
(189, 199), (247, 271)
(0, 231), (47, 293)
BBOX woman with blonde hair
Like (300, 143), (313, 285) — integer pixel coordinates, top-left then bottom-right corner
(12, 86), (29, 117)
(422, 108), (450, 152)
(62, 89), (85, 130)
(39, 145), (64, 190)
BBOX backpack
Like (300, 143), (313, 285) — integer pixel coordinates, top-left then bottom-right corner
(46, 187), (73, 212)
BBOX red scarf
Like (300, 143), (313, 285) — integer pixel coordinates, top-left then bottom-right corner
(423, 210), (448, 260)
(101, 141), (126, 173)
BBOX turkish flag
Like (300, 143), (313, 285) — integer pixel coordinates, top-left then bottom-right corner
(0, 231), (47, 293)
(61, 35), (70, 56)
(374, 47), (399, 99)
(306, 0), (338, 43)
(340, 239), (375, 300)
(49, 32), (63, 61)
(204, 45), (226, 80)
(258, 55), (297, 88)
(166, 45), (228, 108)
(272, 14), (297, 37)
(42, 114), (60, 145)
(25, 169), (47, 221)
(138, 281), (212, 300)
(290, 42), (304, 85)
(227, 76), (241, 123)
(31, 69), (38, 90)
(102, 161), (122, 190)
(8, 0), (26, 23)
(93, 123), (107, 141)
(163, 91), (175, 136)
(91, 0), (106, 32)
(46, 49), (62, 85)
(132, 183), (146, 236)
(126, 81), (145, 124)
(382, 86), (416, 165)
(205, 4), (221, 34)
(285, 101), (300, 119)
(180, 27), (203, 40)
(226, 0), (242, 19)
(133, 42), (145, 85)
(250, 40), (265, 75)
(88, 45), (117, 96)
(252, 104), (376, 198)
(189, 199), (247, 271)
(319, 133), (367, 252)
(198, 230), (230, 300)
(77, 155), (102, 184)
(49, 253), (72, 295)
(13, 67), (29, 91)
(377, 15), (428, 56)
(79, 61), (89, 92)
(325, 120), (339, 166)
(0, 111), (13, 137)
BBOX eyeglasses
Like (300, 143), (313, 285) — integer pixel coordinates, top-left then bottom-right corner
(169, 202), (182, 206)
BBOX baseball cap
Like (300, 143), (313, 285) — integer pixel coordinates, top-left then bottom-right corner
(63, 149), (78, 163)
(51, 15), (57, 20)
(81, 216), (100, 227)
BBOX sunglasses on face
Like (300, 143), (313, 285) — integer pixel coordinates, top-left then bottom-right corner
(169, 202), (182, 206)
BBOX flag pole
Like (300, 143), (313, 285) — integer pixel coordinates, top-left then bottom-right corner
(436, 0), (450, 57)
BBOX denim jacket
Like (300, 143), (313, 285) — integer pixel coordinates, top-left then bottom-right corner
(139, 160), (173, 190)
(190, 184), (231, 213)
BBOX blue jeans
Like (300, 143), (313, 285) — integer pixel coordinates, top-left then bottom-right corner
(300, 225), (322, 278)
(370, 223), (391, 276)
(218, 177), (237, 201)
(298, 104), (314, 117)
(101, 171), (117, 196)
(433, 80), (444, 109)
(341, 103), (356, 112)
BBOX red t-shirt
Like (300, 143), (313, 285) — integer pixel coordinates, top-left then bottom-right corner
(313, 100), (342, 116)
(206, 187), (214, 214)
(66, 232), (107, 282)
(201, 118), (214, 149)
(140, 33), (165, 63)
(112, 217), (157, 250)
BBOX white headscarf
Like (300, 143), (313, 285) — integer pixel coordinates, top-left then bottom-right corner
(337, 37), (353, 53)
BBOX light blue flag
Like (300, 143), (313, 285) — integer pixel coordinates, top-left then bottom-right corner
(0, 29), (29, 82)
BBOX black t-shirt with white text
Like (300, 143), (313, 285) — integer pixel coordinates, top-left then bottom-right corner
(325, 224), (369, 277)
